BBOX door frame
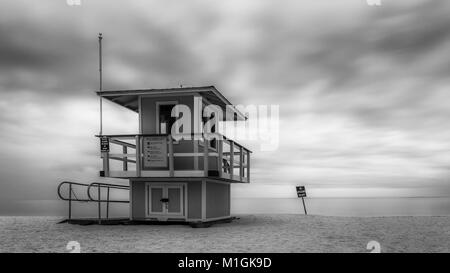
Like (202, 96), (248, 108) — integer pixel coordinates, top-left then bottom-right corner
(145, 182), (187, 220)
(147, 184), (166, 216)
(165, 184), (184, 217)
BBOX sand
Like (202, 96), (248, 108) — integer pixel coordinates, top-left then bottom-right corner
(0, 215), (448, 253)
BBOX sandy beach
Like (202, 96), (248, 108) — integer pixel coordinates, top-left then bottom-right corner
(0, 215), (448, 253)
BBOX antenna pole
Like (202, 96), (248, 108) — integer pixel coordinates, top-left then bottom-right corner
(98, 33), (103, 135)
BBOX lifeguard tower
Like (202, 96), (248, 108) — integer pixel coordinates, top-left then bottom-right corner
(57, 35), (250, 226)
(92, 86), (251, 224)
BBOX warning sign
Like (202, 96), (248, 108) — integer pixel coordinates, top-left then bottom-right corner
(296, 186), (307, 198)
(100, 137), (109, 153)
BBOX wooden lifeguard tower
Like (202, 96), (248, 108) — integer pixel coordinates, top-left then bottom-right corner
(94, 86), (251, 224)
(58, 35), (250, 226)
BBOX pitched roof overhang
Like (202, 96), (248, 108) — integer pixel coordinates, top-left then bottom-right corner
(96, 86), (246, 120)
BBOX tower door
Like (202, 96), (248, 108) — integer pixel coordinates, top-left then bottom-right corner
(166, 186), (183, 215)
(148, 186), (165, 215)
(146, 184), (184, 220)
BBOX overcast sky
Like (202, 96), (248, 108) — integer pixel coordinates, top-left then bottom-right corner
(1, 0), (450, 214)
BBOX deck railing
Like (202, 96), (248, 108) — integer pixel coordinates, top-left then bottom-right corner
(97, 133), (250, 182)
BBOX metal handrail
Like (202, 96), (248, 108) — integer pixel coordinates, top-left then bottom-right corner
(57, 181), (130, 222)
(87, 182), (130, 203)
(88, 182), (130, 222)
(57, 181), (91, 202)
(57, 181), (91, 221)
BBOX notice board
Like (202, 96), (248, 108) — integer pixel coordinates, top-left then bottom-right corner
(143, 136), (168, 168)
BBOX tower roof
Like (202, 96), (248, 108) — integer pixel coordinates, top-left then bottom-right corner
(96, 85), (246, 120)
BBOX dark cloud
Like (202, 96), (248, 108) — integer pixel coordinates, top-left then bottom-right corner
(374, 1), (450, 56)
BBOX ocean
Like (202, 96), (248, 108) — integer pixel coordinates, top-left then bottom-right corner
(1, 197), (449, 217)
(231, 197), (450, 217)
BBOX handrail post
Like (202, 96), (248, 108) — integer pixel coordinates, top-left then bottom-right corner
(106, 186), (110, 219)
(68, 184), (72, 220)
(217, 139), (223, 177)
(203, 137), (209, 177)
(98, 185), (101, 224)
(135, 135), (141, 177)
(247, 150), (250, 182)
(123, 146), (128, 171)
(239, 146), (243, 182)
(229, 141), (234, 179)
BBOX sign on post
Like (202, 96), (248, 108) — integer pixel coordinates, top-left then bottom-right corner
(296, 186), (306, 198)
(100, 137), (109, 153)
(143, 136), (168, 168)
(296, 186), (308, 215)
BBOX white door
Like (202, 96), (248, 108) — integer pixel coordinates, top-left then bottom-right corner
(147, 184), (184, 219)
(148, 185), (165, 215)
(166, 186), (183, 216)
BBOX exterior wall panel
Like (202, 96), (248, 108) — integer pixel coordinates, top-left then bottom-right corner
(140, 96), (195, 171)
(131, 180), (146, 219)
(206, 181), (230, 219)
(187, 181), (202, 219)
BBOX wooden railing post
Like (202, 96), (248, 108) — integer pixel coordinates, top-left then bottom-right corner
(203, 138), (209, 177)
(168, 135), (174, 177)
(229, 141), (234, 179)
(247, 150), (250, 182)
(135, 135), (141, 177)
(106, 187), (110, 219)
(123, 146), (128, 171)
(102, 151), (110, 177)
(239, 146), (243, 182)
(98, 185), (101, 224)
(217, 139), (223, 177)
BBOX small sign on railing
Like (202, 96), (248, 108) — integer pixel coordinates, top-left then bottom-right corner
(100, 137), (109, 153)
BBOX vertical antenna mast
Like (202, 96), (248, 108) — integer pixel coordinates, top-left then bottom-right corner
(98, 33), (103, 135)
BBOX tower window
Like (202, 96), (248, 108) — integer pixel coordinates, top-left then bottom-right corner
(158, 103), (177, 134)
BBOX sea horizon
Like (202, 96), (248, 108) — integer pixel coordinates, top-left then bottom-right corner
(1, 196), (449, 218)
